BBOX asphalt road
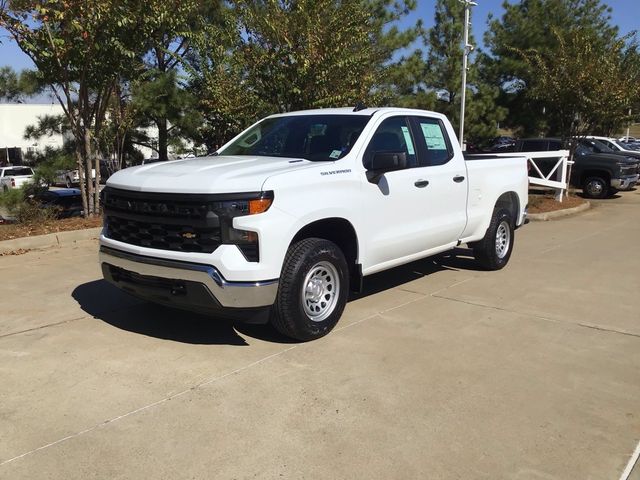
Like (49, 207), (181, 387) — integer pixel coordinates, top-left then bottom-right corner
(1, 190), (639, 479)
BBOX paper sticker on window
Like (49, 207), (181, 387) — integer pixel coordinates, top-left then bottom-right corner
(400, 126), (415, 155)
(329, 150), (342, 159)
(420, 123), (447, 150)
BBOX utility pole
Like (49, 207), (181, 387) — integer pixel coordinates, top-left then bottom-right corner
(625, 107), (632, 141)
(458, 0), (477, 150)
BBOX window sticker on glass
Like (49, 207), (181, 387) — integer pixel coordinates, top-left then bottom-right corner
(400, 126), (415, 155)
(329, 150), (342, 159)
(420, 123), (447, 150)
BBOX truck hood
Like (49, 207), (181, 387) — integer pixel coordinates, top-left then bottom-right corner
(106, 155), (319, 193)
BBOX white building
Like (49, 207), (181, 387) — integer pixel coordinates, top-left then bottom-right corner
(0, 103), (66, 165)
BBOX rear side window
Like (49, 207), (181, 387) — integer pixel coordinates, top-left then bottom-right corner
(412, 117), (453, 166)
(5, 167), (33, 176)
(520, 140), (547, 152)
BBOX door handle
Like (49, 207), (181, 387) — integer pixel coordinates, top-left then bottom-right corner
(414, 179), (429, 188)
(453, 175), (465, 183)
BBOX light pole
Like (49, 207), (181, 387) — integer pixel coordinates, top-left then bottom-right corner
(625, 107), (632, 141)
(458, 0), (477, 150)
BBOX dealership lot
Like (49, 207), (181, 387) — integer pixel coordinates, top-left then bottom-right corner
(1, 191), (639, 479)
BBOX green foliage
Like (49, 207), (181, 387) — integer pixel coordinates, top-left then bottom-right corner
(0, 186), (24, 213)
(407, 0), (505, 142)
(0, 66), (43, 101)
(233, 0), (385, 112)
(513, 29), (640, 138)
(481, 0), (621, 136)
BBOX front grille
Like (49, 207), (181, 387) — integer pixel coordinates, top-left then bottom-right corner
(103, 188), (223, 253)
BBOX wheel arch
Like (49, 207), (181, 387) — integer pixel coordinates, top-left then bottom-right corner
(289, 217), (361, 291)
(494, 191), (520, 225)
(581, 169), (610, 184)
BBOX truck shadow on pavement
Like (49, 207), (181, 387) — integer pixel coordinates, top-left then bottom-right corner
(71, 280), (286, 346)
(350, 247), (483, 300)
(72, 248), (481, 345)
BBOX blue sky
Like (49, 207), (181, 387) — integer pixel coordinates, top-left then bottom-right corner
(1, 0), (639, 70)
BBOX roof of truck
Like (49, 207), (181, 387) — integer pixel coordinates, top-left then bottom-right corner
(271, 107), (445, 117)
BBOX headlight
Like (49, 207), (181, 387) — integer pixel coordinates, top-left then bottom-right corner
(217, 192), (273, 262)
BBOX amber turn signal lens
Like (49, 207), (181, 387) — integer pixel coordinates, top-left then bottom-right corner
(249, 198), (273, 215)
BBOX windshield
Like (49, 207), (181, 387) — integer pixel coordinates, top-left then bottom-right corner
(219, 114), (371, 161)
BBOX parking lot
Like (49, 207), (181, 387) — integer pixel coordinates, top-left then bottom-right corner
(1, 190), (639, 479)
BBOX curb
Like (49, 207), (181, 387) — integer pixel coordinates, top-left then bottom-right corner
(0, 227), (102, 254)
(528, 201), (591, 221)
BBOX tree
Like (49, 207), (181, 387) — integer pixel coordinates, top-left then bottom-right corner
(418, 0), (505, 143)
(0, 66), (42, 101)
(481, 0), (619, 135)
(514, 29), (640, 139)
(234, 0), (386, 112)
(0, 0), (151, 216)
(134, 0), (212, 161)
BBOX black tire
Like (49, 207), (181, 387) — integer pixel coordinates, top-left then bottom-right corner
(582, 176), (609, 199)
(2, 185), (7, 193)
(65, 177), (72, 188)
(473, 208), (515, 271)
(271, 238), (349, 341)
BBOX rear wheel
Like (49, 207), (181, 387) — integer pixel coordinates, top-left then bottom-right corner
(271, 238), (349, 341)
(473, 208), (514, 271)
(583, 176), (609, 199)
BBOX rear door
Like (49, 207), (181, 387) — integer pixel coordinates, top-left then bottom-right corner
(409, 116), (468, 248)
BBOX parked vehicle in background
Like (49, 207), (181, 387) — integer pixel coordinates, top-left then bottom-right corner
(571, 141), (638, 198)
(585, 136), (640, 156)
(0, 166), (35, 192)
(99, 107), (528, 341)
(512, 137), (638, 198)
(578, 138), (640, 163)
(619, 136), (637, 143)
(32, 188), (83, 218)
(54, 169), (80, 188)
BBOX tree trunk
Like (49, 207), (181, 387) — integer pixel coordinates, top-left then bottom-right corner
(75, 143), (89, 219)
(84, 128), (95, 216)
(158, 117), (168, 162)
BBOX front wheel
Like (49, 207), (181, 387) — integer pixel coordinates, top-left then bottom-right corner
(271, 238), (349, 341)
(583, 176), (609, 199)
(472, 209), (515, 271)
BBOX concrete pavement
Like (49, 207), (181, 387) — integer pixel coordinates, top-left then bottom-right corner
(1, 189), (639, 479)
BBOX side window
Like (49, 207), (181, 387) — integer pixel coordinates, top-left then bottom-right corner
(363, 117), (417, 169)
(412, 117), (453, 166)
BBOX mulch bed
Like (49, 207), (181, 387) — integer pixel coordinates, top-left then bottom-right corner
(528, 194), (587, 214)
(0, 216), (102, 242)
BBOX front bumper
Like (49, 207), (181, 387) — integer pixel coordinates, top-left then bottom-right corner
(611, 174), (639, 190)
(100, 246), (278, 319)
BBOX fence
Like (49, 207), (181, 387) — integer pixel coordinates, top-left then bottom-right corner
(485, 150), (572, 201)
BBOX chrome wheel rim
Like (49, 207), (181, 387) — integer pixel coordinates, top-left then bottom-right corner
(587, 180), (604, 196)
(301, 261), (340, 322)
(495, 221), (511, 259)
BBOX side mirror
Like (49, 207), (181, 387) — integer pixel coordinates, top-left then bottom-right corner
(367, 152), (407, 183)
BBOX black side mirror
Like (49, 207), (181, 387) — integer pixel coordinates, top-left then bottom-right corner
(367, 152), (407, 183)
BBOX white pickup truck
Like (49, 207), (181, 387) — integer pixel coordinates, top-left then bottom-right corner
(1, 166), (35, 192)
(100, 107), (528, 340)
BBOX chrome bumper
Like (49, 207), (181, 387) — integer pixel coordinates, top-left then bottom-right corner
(99, 247), (278, 309)
(611, 174), (639, 190)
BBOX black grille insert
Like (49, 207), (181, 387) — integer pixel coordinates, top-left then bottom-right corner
(103, 188), (255, 254)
